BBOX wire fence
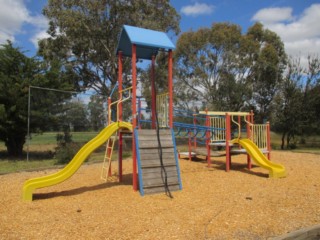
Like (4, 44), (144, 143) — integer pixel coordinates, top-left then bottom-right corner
(26, 86), (109, 161)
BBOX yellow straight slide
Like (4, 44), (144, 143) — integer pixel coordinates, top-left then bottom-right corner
(231, 138), (286, 178)
(23, 121), (132, 201)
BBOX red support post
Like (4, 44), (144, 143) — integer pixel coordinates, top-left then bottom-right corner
(138, 98), (142, 130)
(249, 110), (254, 169)
(225, 113), (231, 171)
(107, 97), (112, 124)
(118, 51), (123, 120)
(168, 50), (173, 128)
(246, 114), (252, 170)
(117, 51), (123, 182)
(246, 114), (251, 138)
(206, 110), (211, 167)
(188, 131), (192, 161)
(250, 110), (254, 124)
(151, 55), (156, 129)
(132, 44), (137, 191)
(193, 114), (197, 151)
(237, 115), (241, 149)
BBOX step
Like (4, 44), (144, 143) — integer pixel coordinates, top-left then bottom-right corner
(143, 184), (181, 195)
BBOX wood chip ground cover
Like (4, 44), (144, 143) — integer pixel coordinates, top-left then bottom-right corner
(1, 151), (320, 239)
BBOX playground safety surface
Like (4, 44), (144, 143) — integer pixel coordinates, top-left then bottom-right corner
(1, 151), (320, 239)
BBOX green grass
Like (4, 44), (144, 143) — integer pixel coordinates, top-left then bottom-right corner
(270, 132), (282, 147)
(270, 132), (320, 150)
(0, 159), (57, 175)
(0, 150), (132, 175)
(0, 132), (100, 152)
(291, 148), (320, 155)
(0, 130), (319, 175)
(28, 131), (99, 145)
(0, 131), (133, 174)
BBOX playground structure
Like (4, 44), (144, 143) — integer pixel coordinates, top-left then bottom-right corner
(200, 111), (271, 170)
(136, 94), (286, 178)
(138, 93), (286, 177)
(23, 25), (182, 201)
(22, 25), (286, 201)
(202, 111), (285, 178)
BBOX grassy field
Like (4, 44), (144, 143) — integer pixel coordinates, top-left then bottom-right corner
(27, 131), (99, 145)
(0, 132), (99, 153)
(0, 131), (132, 174)
(0, 131), (319, 175)
(0, 150), (132, 175)
(270, 132), (320, 154)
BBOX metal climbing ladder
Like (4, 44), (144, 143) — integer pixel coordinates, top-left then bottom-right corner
(101, 134), (117, 182)
(134, 129), (182, 196)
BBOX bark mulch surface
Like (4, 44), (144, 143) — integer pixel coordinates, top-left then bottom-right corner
(1, 151), (319, 239)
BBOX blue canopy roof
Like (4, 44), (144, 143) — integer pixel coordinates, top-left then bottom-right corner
(116, 25), (175, 60)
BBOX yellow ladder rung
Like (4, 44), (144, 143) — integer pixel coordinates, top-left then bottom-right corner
(101, 135), (116, 182)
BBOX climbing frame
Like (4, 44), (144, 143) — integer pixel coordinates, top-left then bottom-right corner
(156, 92), (169, 128)
(134, 129), (182, 196)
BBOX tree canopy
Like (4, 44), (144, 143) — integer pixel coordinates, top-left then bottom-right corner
(1, 0), (320, 157)
(0, 41), (75, 156)
(174, 22), (287, 122)
(0, 42), (39, 156)
(39, 0), (180, 96)
(273, 55), (320, 148)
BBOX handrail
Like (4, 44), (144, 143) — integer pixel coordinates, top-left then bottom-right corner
(244, 116), (253, 127)
(157, 92), (168, 97)
(244, 117), (269, 149)
(116, 89), (132, 121)
(199, 111), (250, 116)
(109, 82), (118, 98)
(108, 87), (133, 124)
(119, 86), (133, 93)
(231, 115), (242, 139)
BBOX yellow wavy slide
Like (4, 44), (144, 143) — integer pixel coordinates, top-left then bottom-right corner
(231, 138), (286, 178)
(23, 121), (132, 201)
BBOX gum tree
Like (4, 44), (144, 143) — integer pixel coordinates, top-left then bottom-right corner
(39, 0), (180, 97)
(174, 22), (286, 122)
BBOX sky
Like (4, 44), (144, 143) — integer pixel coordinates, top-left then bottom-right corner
(0, 0), (320, 68)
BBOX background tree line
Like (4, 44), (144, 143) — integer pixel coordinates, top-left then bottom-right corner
(29, 88), (107, 132)
(0, 0), (180, 157)
(0, 0), (319, 158)
(174, 22), (320, 149)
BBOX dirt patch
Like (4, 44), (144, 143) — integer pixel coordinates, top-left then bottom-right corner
(1, 151), (320, 239)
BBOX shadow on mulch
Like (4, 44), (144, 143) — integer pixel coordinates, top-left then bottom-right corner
(179, 156), (269, 178)
(212, 160), (269, 178)
(33, 174), (133, 201)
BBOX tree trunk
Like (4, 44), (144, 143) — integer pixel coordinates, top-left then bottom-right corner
(281, 132), (286, 150)
(286, 132), (295, 149)
(286, 134), (290, 149)
(5, 135), (25, 157)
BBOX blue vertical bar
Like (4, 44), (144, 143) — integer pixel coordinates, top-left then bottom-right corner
(171, 129), (183, 190)
(137, 97), (141, 129)
(134, 128), (144, 196)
